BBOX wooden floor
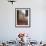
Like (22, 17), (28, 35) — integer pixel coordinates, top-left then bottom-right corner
(17, 20), (28, 25)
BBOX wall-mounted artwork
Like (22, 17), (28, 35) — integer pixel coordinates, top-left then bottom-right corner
(15, 8), (31, 27)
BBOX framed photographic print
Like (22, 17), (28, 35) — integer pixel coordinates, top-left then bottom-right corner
(15, 8), (31, 27)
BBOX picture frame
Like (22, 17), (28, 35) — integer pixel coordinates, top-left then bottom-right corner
(15, 8), (31, 28)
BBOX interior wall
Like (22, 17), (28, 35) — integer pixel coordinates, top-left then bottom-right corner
(0, 0), (46, 42)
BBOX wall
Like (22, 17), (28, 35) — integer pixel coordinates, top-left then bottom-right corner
(0, 0), (46, 42)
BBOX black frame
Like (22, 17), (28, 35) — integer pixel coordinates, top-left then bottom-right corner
(15, 8), (31, 28)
